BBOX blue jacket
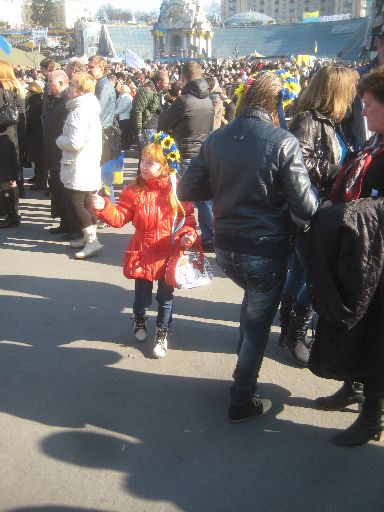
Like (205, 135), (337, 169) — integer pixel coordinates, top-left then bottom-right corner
(95, 76), (115, 129)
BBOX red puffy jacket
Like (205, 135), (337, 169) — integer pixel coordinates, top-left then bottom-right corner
(95, 176), (197, 281)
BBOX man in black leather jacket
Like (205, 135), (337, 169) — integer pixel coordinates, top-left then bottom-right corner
(178, 73), (318, 424)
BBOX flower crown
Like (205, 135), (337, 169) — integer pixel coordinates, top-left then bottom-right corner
(150, 131), (181, 174)
(235, 69), (301, 110)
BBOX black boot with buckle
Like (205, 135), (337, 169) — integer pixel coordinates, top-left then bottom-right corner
(283, 302), (313, 367)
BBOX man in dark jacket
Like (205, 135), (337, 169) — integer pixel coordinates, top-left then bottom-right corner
(42, 70), (77, 237)
(159, 61), (214, 250)
(178, 73), (318, 424)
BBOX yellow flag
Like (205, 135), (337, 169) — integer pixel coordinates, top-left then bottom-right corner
(303, 10), (320, 18)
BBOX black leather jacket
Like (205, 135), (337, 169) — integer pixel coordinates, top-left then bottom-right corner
(178, 108), (319, 257)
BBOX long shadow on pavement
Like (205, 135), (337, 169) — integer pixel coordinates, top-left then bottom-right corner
(1, 277), (384, 511)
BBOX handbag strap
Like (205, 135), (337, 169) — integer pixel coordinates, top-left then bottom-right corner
(169, 172), (185, 243)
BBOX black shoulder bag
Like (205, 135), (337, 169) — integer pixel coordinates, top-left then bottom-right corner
(0, 89), (19, 126)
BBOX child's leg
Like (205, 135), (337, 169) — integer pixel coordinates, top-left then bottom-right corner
(156, 279), (174, 329)
(133, 279), (153, 317)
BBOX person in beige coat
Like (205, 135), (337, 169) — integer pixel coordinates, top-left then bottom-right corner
(56, 72), (102, 259)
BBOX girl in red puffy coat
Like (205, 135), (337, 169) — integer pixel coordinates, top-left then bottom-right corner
(92, 133), (197, 358)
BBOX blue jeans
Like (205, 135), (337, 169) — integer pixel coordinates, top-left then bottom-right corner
(282, 231), (311, 308)
(180, 159), (214, 242)
(216, 249), (287, 406)
(196, 200), (214, 243)
(133, 279), (174, 328)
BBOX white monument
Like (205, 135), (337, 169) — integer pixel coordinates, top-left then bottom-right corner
(153, 0), (213, 59)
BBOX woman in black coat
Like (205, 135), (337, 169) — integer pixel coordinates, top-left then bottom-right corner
(0, 60), (22, 228)
(25, 82), (46, 190)
(309, 66), (384, 446)
(279, 65), (358, 367)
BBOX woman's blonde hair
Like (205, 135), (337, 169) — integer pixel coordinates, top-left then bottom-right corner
(136, 142), (181, 214)
(0, 60), (24, 95)
(236, 72), (283, 124)
(71, 72), (96, 94)
(297, 65), (358, 122)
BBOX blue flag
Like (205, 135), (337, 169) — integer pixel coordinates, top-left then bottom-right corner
(0, 35), (12, 55)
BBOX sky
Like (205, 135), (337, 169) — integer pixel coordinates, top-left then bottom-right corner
(101, 0), (211, 12)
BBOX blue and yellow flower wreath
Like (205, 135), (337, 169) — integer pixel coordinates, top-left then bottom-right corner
(235, 69), (301, 110)
(150, 131), (181, 174)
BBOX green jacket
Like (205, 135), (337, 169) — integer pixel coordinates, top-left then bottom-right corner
(130, 85), (160, 134)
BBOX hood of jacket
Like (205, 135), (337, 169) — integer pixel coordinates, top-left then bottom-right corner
(182, 78), (209, 99)
(66, 93), (101, 115)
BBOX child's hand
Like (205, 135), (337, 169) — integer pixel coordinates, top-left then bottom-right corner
(92, 193), (105, 210)
(321, 200), (333, 209)
(180, 233), (194, 248)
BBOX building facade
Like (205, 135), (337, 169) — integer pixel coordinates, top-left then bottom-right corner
(221, 0), (368, 23)
(22, 0), (93, 29)
(153, 0), (213, 59)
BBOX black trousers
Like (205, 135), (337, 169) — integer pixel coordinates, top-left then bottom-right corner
(65, 188), (97, 229)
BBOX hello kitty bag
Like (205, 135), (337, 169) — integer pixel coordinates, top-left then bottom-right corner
(165, 238), (213, 289)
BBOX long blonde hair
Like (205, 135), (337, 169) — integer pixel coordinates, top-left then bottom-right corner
(0, 60), (24, 96)
(297, 65), (358, 122)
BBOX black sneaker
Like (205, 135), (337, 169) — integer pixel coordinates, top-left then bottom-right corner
(228, 397), (272, 423)
(132, 316), (148, 342)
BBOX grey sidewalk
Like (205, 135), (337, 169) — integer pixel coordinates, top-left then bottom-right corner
(0, 164), (383, 512)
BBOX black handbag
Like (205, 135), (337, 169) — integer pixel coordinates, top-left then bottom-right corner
(0, 90), (19, 126)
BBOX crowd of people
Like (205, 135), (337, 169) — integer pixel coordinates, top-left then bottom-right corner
(1, 37), (384, 447)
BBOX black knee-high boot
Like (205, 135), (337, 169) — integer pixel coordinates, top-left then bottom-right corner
(334, 374), (384, 446)
(316, 381), (364, 410)
(278, 294), (294, 346)
(0, 188), (20, 228)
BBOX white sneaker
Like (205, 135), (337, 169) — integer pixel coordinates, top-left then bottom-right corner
(70, 236), (85, 248)
(132, 316), (148, 342)
(75, 239), (102, 259)
(152, 327), (169, 358)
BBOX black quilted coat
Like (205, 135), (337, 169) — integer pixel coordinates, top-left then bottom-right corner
(308, 198), (384, 381)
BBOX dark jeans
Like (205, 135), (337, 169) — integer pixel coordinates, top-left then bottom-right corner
(65, 189), (97, 229)
(196, 200), (214, 243)
(216, 248), (287, 406)
(119, 119), (131, 150)
(282, 231), (311, 307)
(133, 278), (174, 329)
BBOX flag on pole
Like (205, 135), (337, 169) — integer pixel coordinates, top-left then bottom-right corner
(0, 35), (12, 55)
(125, 48), (150, 70)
